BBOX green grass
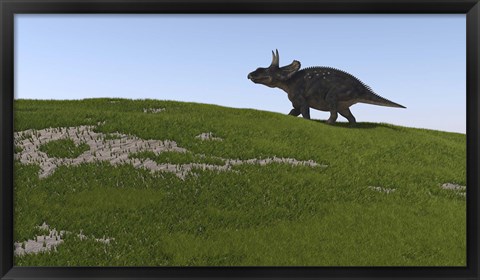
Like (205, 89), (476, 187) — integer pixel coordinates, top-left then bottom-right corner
(13, 98), (466, 266)
(39, 139), (90, 158)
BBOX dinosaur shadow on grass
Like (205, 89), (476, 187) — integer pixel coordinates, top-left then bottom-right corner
(312, 119), (401, 130)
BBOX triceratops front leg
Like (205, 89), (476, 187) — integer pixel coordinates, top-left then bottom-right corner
(288, 106), (310, 119)
(290, 96), (311, 119)
(288, 105), (310, 120)
(288, 107), (301, 116)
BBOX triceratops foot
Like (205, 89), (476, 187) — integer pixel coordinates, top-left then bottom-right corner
(347, 119), (357, 127)
(288, 108), (301, 117)
(326, 119), (336, 125)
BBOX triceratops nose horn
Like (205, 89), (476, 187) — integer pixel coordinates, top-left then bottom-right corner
(271, 49), (279, 67)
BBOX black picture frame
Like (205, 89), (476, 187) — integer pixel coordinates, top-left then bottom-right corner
(1, 0), (479, 279)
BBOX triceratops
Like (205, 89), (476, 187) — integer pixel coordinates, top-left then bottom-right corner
(247, 50), (405, 124)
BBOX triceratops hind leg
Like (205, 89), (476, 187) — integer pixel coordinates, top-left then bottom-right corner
(326, 110), (338, 124)
(300, 106), (310, 120)
(338, 108), (356, 125)
(325, 90), (339, 124)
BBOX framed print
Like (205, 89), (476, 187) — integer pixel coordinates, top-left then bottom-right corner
(1, 0), (479, 279)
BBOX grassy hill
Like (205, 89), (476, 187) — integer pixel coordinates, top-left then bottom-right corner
(13, 98), (466, 266)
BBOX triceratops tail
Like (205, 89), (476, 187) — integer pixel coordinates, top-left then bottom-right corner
(359, 92), (406, 109)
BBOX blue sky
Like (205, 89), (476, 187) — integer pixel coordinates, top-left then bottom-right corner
(15, 14), (466, 133)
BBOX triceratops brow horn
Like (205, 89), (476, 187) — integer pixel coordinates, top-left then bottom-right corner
(270, 49), (279, 67)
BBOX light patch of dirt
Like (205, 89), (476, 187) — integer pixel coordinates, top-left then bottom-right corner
(368, 186), (396, 194)
(226, 157), (319, 167)
(14, 124), (325, 180)
(14, 124), (186, 178)
(143, 108), (165, 113)
(441, 183), (466, 197)
(195, 132), (223, 141)
(14, 222), (64, 256)
(14, 222), (115, 256)
(95, 236), (115, 244)
(440, 183), (466, 191)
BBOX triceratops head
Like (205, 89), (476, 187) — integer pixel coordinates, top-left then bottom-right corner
(247, 49), (301, 88)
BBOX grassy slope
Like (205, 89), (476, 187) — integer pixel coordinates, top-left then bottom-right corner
(13, 98), (466, 266)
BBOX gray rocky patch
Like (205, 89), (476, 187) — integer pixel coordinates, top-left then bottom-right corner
(226, 157), (320, 167)
(14, 222), (65, 256)
(37, 221), (49, 231)
(75, 230), (114, 244)
(195, 132), (223, 141)
(440, 183), (466, 191)
(14, 125), (186, 178)
(14, 222), (115, 256)
(440, 183), (466, 198)
(95, 236), (115, 244)
(77, 230), (87, 241)
(143, 108), (165, 113)
(368, 186), (396, 194)
(14, 125), (325, 180)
